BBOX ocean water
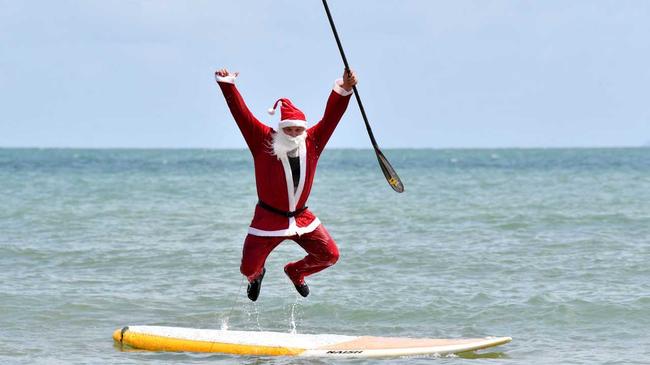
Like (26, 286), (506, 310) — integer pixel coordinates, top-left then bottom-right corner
(0, 148), (649, 364)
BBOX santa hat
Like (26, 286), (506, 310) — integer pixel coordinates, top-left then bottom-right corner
(267, 98), (307, 128)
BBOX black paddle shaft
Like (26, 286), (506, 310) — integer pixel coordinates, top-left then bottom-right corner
(322, 0), (404, 193)
(322, 0), (377, 148)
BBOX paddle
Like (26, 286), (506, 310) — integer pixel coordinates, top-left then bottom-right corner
(321, 0), (404, 193)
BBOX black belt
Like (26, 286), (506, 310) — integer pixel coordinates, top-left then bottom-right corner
(257, 200), (307, 218)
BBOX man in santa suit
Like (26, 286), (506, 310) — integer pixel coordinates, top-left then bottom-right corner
(215, 68), (358, 301)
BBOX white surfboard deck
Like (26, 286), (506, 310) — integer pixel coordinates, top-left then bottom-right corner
(113, 325), (511, 358)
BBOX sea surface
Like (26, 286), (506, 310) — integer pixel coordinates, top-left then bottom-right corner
(1, 148), (649, 364)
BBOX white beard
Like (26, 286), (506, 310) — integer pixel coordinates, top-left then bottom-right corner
(269, 131), (307, 159)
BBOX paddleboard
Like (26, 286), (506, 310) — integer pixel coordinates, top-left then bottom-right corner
(113, 325), (511, 358)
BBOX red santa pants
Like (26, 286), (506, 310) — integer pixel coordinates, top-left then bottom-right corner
(240, 224), (339, 284)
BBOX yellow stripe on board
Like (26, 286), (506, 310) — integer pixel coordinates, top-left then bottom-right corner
(112, 328), (305, 356)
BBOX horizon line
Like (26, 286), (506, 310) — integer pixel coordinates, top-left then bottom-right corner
(0, 145), (648, 150)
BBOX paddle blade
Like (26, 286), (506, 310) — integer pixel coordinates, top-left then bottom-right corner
(375, 149), (404, 193)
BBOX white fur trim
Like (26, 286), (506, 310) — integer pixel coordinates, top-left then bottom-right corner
(279, 154), (296, 211)
(279, 119), (307, 128)
(294, 143), (307, 208)
(278, 142), (306, 211)
(248, 218), (321, 237)
(215, 74), (236, 84)
(333, 78), (353, 96)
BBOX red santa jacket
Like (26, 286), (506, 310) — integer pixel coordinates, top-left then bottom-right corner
(217, 75), (352, 236)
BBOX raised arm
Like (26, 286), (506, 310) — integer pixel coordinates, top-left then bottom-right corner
(215, 69), (270, 154)
(309, 69), (357, 152)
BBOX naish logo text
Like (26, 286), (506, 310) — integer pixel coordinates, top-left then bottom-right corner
(326, 350), (363, 354)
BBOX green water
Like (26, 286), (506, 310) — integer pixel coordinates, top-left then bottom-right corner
(1, 148), (649, 364)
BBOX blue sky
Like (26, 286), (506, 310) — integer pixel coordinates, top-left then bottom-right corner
(1, 0), (649, 148)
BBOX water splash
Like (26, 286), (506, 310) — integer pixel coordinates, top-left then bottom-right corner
(288, 299), (302, 334)
(246, 302), (262, 331)
(219, 276), (245, 331)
